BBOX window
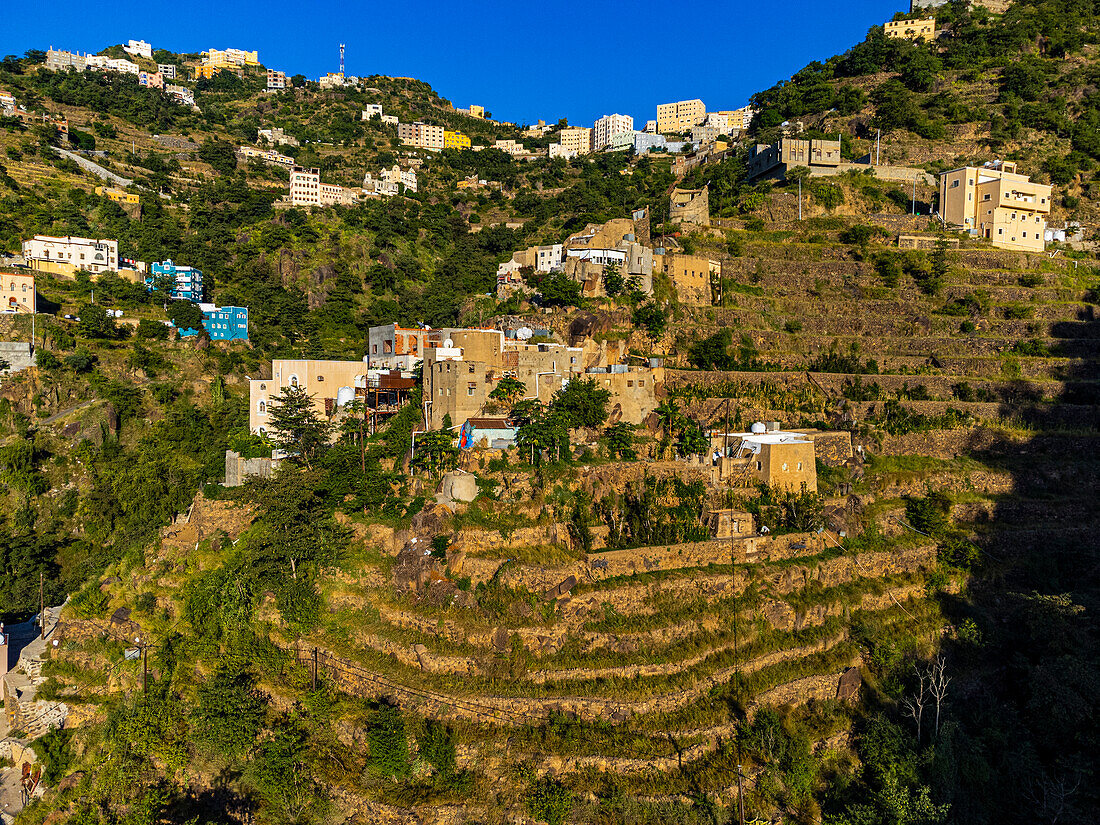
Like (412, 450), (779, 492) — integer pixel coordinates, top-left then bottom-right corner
(797, 462), (803, 471)
(316, 375), (324, 382)
(467, 383), (476, 396)
(289, 375), (299, 387)
(782, 463), (788, 472)
(756, 461), (762, 471)
(260, 383), (266, 390)
(258, 401), (266, 413)
(468, 363), (475, 373)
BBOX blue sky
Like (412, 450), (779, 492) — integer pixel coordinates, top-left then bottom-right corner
(6, 0), (903, 127)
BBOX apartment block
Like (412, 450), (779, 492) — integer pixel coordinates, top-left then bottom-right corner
(939, 160), (1051, 252)
(558, 127), (593, 155)
(158, 63), (177, 79)
(239, 145), (295, 167)
(548, 143), (577, 160)
(288, 166), (360, 207)
(45, 49), (87, 72)
(363, 165), (417, 196)
(593, 113), (634, 151)
(95, 186), (140, 205)
(191, 65), (222, 80)
(444, 130), (471, 150)
(747, 137), (842, 180)
(147, 259), (203, 302)
(0, 272), (35, 314)
(493, 139), (527, 157)
(166, 85), (195, 107)
(178, 304), (249, 341)
(22, 235), (118, 274)
(656, 98), (705, 134)
(267, 69), (287, 90)
(250, 359), (367, 435)
(86, 55), (140, 75)
(691, 124), (720, 145)
(123, 39), (153, 59)
(202, 48), (259, 68)
(138, 70), (163, 89)
(885, 17), (937, 41)
(398, 122), (445, 150)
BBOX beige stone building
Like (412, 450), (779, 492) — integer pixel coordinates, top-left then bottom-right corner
(559, 127), (594, 155)
(748, 138), (841, 181)
(423, 330), (662, 430)
(669, 186), (710, 226)
(249, 359), (367, 435)
(0, 272), (35, 313)
(663, 253), (720, 305)
(289, 166), (361, 207)
(885, 17), (936, 41)
(939, 160), (1050, 252)
(712, 426), (818, 492)
(656, 98), (706, 134)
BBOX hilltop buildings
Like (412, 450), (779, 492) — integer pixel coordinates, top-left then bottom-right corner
(267, 70), (287, 90)
(748, 138), (842, 180)
(178, 305), (249, 341)
(398, 122), (445, 150)
(123, 39), (153, 59)
(363, 166), (417, 197)
(239, 145), (295, 168)
(939, 160), (1051, 252)
(558, 127), (594, 156)
(201, 48), (259, 68)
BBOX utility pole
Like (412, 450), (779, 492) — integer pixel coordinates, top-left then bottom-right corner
(912, 175), (917, 215)
(737, 763), (746, 825)
(311, 646), (318, 690)
(39, 572), (44, 639)
(142, 644), (148, 694)
(798, 177), (802, 221)
(875, 129), (880, 166)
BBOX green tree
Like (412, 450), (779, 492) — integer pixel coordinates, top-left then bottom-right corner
(167, 300), (204, 333)
(77, 303), (115, 339)
(267, 385), (333, 469)
(489, 376), (527, 407)
(632, 301), (667, 337)
(551, 376), (610, 429)
(604, 422), (637, 460)
(191, 666), (267, 759)
(411, 428), (458, 477)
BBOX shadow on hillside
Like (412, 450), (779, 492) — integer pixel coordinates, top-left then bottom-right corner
(932, 288), (1100, 823)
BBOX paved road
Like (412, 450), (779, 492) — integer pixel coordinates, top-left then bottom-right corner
(53, 147), (132, 187)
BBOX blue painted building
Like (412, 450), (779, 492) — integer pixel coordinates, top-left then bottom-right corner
(147, 259), (204, 302)
(177, 303), (249, 341)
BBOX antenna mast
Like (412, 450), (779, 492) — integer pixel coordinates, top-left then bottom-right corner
(339, 43), (345, 75)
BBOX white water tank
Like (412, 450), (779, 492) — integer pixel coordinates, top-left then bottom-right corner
(336, 386), (355, 407)
(751, 421), (767, 434)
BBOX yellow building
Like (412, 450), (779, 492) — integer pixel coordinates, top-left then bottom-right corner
(885, 17), (936, 42)
(202, 48), (259, 68)
(559, 126), (593, 155)
(469, 104), (485, 119)
(192, 65), (221, 80)
(656, 98), (705, 134)
(0, 271), (35, 313)
(444, 130), (471, 150)
(95, 186), (139, 205)
(939, 160), (1051, 252)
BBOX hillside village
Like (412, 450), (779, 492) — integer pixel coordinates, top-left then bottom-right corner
(0, 0), (1099, 823)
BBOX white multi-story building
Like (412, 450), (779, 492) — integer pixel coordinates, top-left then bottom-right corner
(289, 167), (360, 207)
(493, 139), (527, 157)
(22, 235), (119, 274)
(593, 113), (634, 151)
(267, 70), (287, 90)
(123, 39), (153, 59)
(549, 143), (577, 160)
(166, 85), (196, 107)
(158, 63), (177, 79)
(85, 55), (140, 75)
(361, 104), (384, 120)
(364, 165), (417, 196)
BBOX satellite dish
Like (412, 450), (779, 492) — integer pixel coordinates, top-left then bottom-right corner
(444, 338), (454, 348)
(751, 422), (767, 434)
